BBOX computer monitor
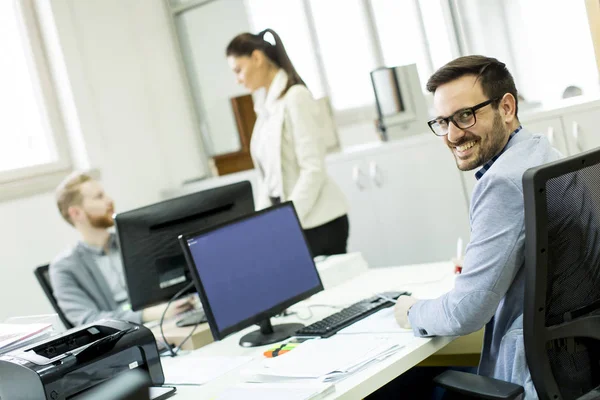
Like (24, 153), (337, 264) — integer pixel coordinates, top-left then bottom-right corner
(114, 181), (254, 315)
(179, 202), (323, 347)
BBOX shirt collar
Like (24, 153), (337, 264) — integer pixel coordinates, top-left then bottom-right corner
(79, 232), (118, 256)
(475, 125), (522, 180)
(254, 69), (288, 115)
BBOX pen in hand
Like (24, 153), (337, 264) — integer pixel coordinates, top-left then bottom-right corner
(454, 237), (463, 274)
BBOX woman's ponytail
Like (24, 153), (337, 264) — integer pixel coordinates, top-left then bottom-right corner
(259, 29), (306, 97)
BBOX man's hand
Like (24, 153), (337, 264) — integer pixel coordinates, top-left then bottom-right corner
(394, 295), (418, 329)
(142, 297), (195, 323)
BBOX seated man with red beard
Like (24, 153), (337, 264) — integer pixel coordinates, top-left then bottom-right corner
(50, 172), (192, 327)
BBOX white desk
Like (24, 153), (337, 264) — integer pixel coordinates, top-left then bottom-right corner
(163, 262), (462, 399)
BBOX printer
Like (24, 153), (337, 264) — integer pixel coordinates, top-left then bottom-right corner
(0, 319), (164, 400)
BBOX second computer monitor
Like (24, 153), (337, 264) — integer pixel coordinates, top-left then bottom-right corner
(179, 202), (323, 347)
(114, 181), (254, 311)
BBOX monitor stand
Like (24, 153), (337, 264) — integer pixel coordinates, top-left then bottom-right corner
(175, 309), (207, 327)
(239, 318), (304, 347)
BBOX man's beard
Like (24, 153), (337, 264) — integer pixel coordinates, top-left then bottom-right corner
(86, 211), (114, 229)
(454, 112), (508, 171)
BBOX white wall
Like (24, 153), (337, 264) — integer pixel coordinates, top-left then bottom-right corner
(174, 0), (251, 155)
(504, 0), (599, 102)
(0, 0), (208, 321)
(456, 0), (516, 79)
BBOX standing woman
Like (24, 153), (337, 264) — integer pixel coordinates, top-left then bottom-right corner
(226, 29), (349, 257)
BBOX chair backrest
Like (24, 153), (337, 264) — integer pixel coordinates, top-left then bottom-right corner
(33, 264), (74, 330)
(523, 147), (600, 399)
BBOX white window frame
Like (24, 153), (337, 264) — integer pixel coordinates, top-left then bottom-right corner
(300, 0), (382, 126)
(246, 0), (442, 127)
(1, 0), (72, 201)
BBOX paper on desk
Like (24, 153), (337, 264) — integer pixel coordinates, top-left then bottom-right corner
(243, 336), (403, 383)
(215, 382), (335, 400)
(337, 308), (414, 334)
(162, 355), (253, 385)
(0, 323), (53, 354)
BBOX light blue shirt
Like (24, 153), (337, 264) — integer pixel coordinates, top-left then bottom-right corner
(408, 129), (562, 399)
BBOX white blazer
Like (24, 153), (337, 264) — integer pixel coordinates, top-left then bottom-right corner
(250, 70), (348, 229)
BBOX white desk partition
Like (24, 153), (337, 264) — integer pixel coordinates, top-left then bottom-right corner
(166, 262), (459, 399)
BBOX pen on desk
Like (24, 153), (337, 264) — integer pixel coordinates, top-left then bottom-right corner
(376, 294), (398, 304)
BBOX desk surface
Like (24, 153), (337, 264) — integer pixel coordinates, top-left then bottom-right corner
(150, 319), (212, 351)
(165, 262), (460, 399)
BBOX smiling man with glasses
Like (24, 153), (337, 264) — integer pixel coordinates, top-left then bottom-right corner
(389, 56), (563, 399)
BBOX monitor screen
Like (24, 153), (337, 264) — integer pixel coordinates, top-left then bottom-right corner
(180, 202), (323, 346)
(114, 181), (254, 311)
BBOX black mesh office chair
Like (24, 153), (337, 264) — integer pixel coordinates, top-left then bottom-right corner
(434, 147), (600, 400)
(34, 264), (74, 330)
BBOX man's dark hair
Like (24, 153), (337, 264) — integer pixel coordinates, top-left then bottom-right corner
(426, 55), (519, 117)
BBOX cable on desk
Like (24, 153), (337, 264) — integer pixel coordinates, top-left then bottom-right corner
(172, 321), (200, 354)
(160, 281), (195, 357)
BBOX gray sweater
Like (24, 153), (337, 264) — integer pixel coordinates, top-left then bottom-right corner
(49, 234), (143, 326)
(409, 129), (562, 399)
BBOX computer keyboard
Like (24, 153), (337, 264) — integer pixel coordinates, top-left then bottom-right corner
(175, 309), (207, 327)
(294, 291), (410, 338)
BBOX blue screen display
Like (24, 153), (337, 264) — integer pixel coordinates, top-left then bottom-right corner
(185, 205), (321, 332)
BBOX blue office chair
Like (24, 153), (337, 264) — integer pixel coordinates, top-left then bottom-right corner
(34, 264), (74, 330)
(434, 147), (600, 399)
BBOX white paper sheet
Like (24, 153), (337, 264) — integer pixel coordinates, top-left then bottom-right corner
(0, 323), (53, 353)
(162, 355), (253, 385)
(243, 336), (404, 382)
(337, 308), (414, 334)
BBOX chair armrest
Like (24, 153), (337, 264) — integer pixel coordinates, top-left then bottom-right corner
(433, 370), (524, 400)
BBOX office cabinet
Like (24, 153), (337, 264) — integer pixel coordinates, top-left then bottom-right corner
(326, 158), (390, 267)
(523, 116), (569, 156)
(327, 135), (471, 267)
(562, 106), (600, 154)
(521, 100), (600, 157)
(366, 136), (471, 266)
(463, 105), (600, 203)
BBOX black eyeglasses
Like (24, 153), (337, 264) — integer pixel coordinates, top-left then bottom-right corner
(427, 98), (499, 136)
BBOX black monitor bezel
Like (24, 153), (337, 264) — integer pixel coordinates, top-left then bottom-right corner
(114, 181), (254, 311)
(178, 201), (324, 341)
